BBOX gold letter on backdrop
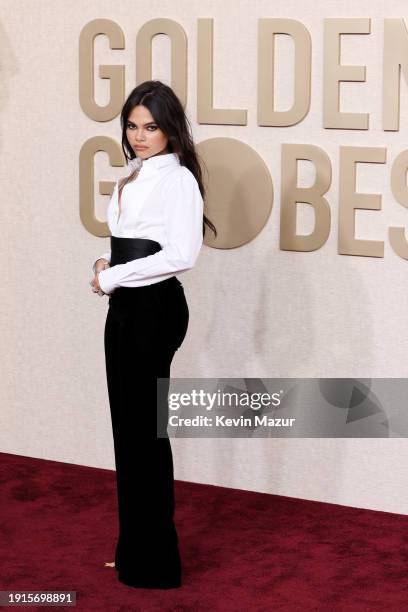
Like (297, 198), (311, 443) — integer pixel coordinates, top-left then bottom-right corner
(79, 19), (125, 121)
(196, 138), (273, 248)
(383, 19), (408, 131)
(197, 19), (247, 125)
(136, 18), (187, 107)
(280, 144), (331, 251)
(389, 149), (408, 259)
(79, 136), (124, 236)
(338, 146), (386, 257)
(258, 19), (311, 126)
(323, 18), (370, 130)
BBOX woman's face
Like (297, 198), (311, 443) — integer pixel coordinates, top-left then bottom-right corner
(126, 104), (169, 159)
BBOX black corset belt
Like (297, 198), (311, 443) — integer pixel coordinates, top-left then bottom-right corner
(110, 236), (162, 267)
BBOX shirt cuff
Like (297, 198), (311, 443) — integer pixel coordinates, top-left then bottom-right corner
(97, 267), (117, 295)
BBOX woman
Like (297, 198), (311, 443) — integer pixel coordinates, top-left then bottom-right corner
(89, 80), (216, 590)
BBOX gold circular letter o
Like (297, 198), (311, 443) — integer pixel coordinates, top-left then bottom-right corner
(197, 137), (273, 249)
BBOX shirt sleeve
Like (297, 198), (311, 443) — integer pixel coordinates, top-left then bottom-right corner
(97, 170), (204, 294)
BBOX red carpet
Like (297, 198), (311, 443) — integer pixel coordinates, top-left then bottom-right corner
(1, 451), (407, 611)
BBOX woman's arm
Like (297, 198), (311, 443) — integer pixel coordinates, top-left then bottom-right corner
(97, 170), (203, 295)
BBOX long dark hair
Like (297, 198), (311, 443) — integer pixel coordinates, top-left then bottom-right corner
(118, 80), (217, 239)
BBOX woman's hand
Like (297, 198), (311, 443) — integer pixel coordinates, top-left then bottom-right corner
(90, 259), (110, 296)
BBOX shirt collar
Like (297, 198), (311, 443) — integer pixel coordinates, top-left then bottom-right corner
(127, 152), (180, 174)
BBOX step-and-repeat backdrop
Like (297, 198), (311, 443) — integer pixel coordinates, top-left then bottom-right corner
(2, 1), (408, 513)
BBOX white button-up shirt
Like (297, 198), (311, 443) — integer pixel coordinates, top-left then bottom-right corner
(93, 152), (204, 294)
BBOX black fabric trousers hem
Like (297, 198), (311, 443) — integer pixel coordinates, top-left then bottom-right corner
(116, 568), (182, 590)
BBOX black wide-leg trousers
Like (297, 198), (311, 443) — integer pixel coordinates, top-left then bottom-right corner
(103, 276), (189, 589)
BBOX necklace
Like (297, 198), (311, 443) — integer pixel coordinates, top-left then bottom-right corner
(117, 156), (143, 223)
(127, 156), (143, 175)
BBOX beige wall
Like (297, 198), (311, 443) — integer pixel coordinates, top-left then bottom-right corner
(2, 0), (408, 514)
